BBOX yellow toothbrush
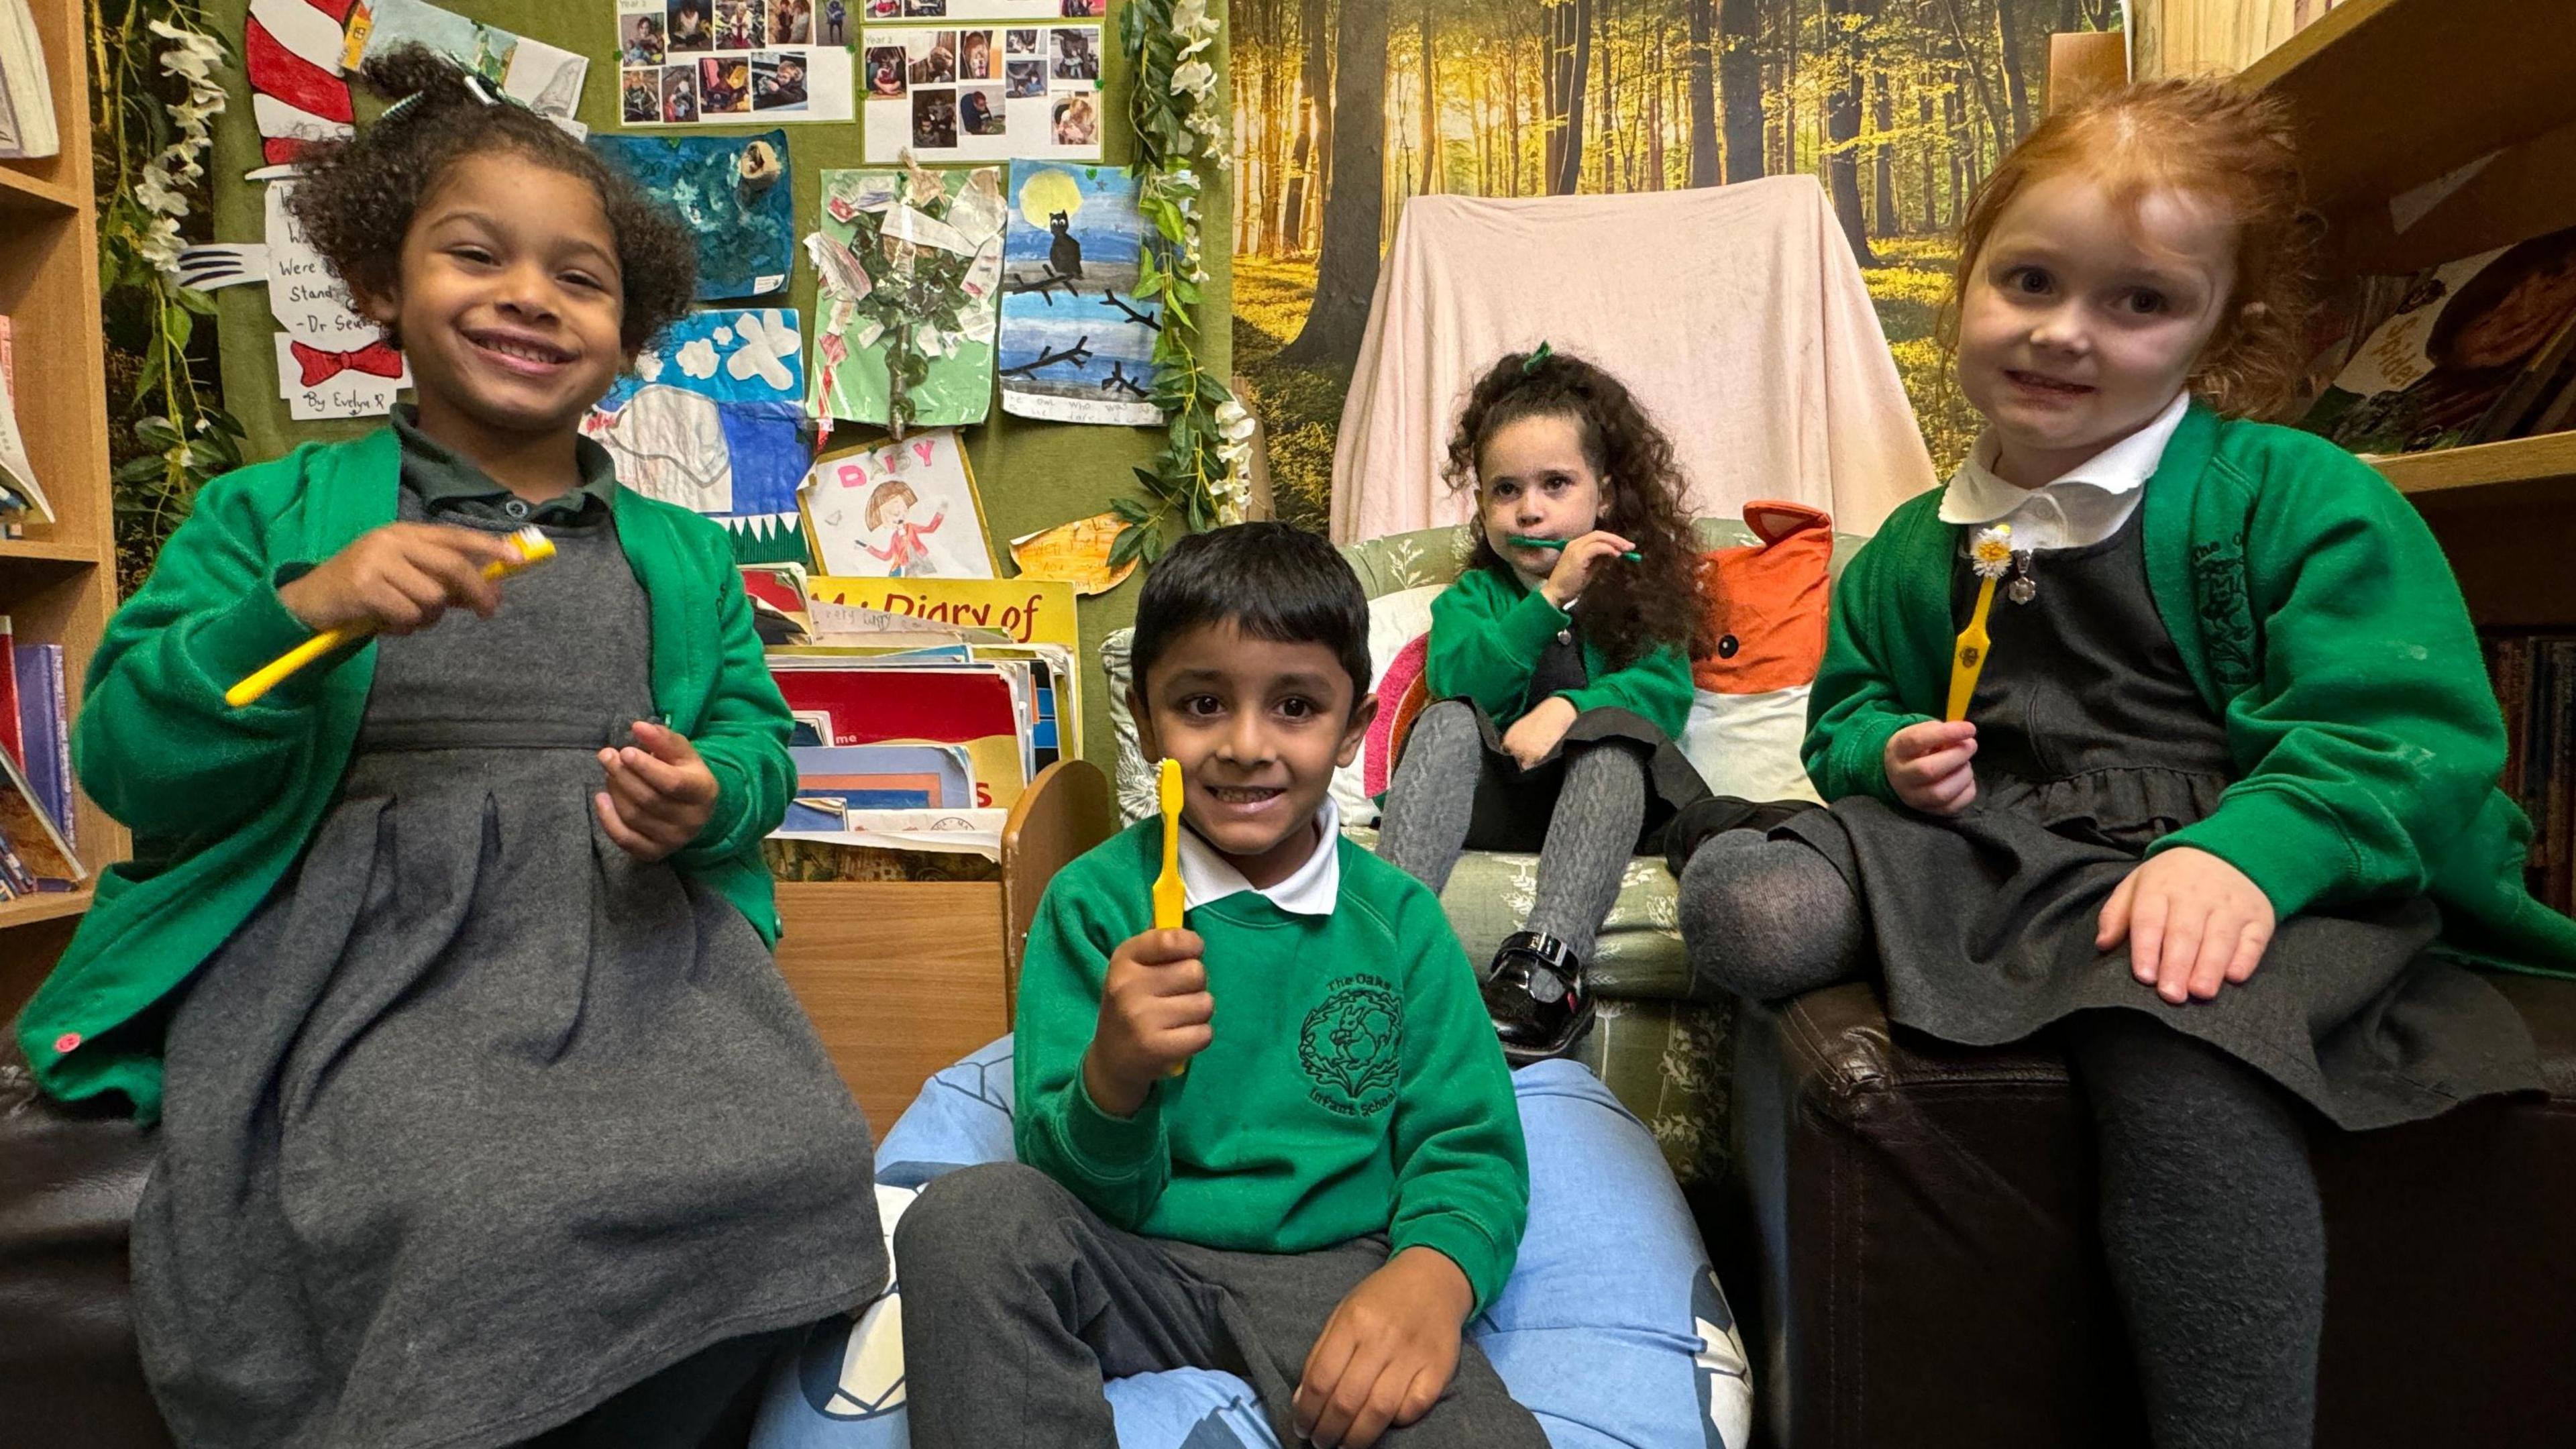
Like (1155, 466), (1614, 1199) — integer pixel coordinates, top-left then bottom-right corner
(226, 526), (555, 708)
(1947, 525), (2015, 722)
(1155, 756), (1190, 1077)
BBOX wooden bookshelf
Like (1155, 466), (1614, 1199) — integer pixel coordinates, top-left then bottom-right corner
(2216, 0), (2576, 629)
(0, 0), (129, 1002)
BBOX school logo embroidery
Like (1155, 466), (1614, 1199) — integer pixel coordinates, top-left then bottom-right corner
(1299, 974), (1403, 1118)
(2190, 534), (2258, 692)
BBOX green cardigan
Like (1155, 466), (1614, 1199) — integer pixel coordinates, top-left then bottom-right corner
(1425, 566), (1695, 737)
(15, 429), (796, 1115)
(1809, 402), (2576, 980)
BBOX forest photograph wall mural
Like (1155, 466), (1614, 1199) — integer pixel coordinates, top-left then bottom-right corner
(1228, 0), (2125, 533)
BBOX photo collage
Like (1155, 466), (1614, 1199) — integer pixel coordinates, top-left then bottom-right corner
(619, 0), (856, 126)
(859, 18), (1103, 164)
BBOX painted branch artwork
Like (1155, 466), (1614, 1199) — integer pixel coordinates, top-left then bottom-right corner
(583, 309), (814, 566)
(805, 166), (1008, 432)
(590, 130), (796, 301)
(997, 162), (1161, 426)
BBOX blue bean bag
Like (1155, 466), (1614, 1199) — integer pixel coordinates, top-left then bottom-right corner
(751, 1038), (1752, 1449)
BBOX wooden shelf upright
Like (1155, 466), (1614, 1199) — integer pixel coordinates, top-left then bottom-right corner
(1, 0), (131, 1010)
(2231, 0), (2576, 629)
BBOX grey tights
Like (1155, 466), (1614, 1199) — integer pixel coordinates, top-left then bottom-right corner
(1375, 698), (1644, 959)
(1680, 827), (2325, 1449)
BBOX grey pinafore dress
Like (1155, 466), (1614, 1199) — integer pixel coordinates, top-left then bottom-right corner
(1777, 506), (2541, 1130)
(1449, 602), (1711, 853)
(129, 494), (887, 1448)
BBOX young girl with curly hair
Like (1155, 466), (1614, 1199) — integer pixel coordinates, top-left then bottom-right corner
(1377, 347), (1713, 1063)
(13, 47), (885, 1448)
(1678, 78), (2573, 1447)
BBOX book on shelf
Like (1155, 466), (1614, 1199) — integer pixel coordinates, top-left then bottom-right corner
(2300, 226), (2576, 457)
(2486, 633), (2576, 918)
(11, 637), (68, 847)
(0, 0), (58, 160)
(0, 724), (79, 900)
(0, 315), (52, 524)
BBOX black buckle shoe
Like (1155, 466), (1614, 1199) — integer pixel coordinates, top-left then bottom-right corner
(1481, 930), (1596, 1067)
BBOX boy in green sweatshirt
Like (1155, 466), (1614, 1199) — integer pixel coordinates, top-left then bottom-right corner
(894, 523), (1540, 1449)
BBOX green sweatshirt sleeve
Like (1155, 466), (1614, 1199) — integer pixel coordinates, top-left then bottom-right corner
(1012, 872), (1172, 1228)
(2149, 441), (2505, 917)
(1424, 570), (1570, 721)
(1556, 642), (1695, 739)
(1385, 882), (1529, 1317)
(72, 465), (342, 847)
(1803, 520), (1935, 806)
(668, 534), (795, 871)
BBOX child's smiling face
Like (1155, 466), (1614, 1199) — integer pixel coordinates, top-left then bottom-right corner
(1955, 171), (2238, 488)
(358, 152), (625, 446)
(1130, 620), (1375, 890)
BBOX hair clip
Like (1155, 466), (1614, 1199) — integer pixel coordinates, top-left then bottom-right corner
(377, 91), (427, 126)
(462, 72), (505, 106)
(1521, 341), (1553, 374)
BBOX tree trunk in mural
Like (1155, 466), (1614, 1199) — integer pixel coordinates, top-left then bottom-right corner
(1278, 0), (1391, 367)
(1821, 0), (1877, 264)
(1686, 0), (1719, 186)
(1278, 0), (1334, 256)
(1718, 0), (1762, 182)
(1994, 0), (2032, 138)
(1543, 0), (1591, 195)
(1419, 1), (1440, 193)
(1872, 70), (1894, 229)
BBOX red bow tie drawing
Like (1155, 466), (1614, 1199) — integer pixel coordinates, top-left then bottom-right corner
(290, 339), (405, 388)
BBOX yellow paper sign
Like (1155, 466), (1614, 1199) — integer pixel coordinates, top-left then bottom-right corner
(1009, 512), (1138, 597)
(806, 576), (1079, 651)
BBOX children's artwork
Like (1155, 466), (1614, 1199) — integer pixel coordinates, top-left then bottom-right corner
(858, 21), (1102, 163)
(178, 179), (415, 420)
(1008, 511), (1136, 596)
(590, 131), (794, 301)
(347, 0), (590, 121)
(802, 429), (998, 579)
(806, 166), (1008, 431)
(619, 0), (853, 125)
(583, 309), (813, 565)
(997, 163), (1163, 425)
(241, 0), (356, 177)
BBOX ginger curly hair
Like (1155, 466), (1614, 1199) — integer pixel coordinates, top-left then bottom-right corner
(1939, 76), (2322, 421)
(1443, 349), (1711, 669)
(285, 44), (697, 358)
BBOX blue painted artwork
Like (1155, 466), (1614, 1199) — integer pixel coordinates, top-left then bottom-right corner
(584, 308), (812, 565)
(996, 162), (1163, 426)
(590, 129), (796, 301)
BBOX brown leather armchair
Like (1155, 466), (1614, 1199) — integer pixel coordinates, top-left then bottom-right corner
(1728, 973), (2576, 1449)
(0, 1047), (169, 1446)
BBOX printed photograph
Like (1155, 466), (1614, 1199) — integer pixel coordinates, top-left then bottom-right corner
(659, 62), (698, 122)
(908, 28), (957, 85)
(623, 13), (665, 65)
(622, 65), (662, 122)
(912, 87), (959, 148)
(665, 0), (713, 53)
(1004, 57), (1044, 99)
(960, 85), (1005, 136)
(1049, 25), (1097, 82)
(752, 50), (810, 111)
(864, 43), (906, 96)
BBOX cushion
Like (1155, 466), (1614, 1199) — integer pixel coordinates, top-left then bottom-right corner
(1678, 502), (1835, 805)
(753, 1038), (1754, 1449)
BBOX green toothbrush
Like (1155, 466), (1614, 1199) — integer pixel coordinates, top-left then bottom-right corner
(1509, 535), (1643, 563)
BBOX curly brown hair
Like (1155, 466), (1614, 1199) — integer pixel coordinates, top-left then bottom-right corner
(1442, 349), (1711, 668)
(285, 45), (697, 358)
(1938, 76), (2321, 421)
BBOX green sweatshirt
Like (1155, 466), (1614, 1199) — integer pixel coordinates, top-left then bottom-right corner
(1424, 566), (1695, 736)
(1809, 401), (2576, 979)
(1014, 819), (1530, 1313)
(16, 428), (797, 1116)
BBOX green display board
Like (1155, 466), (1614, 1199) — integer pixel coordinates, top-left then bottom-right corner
(203, 0), (1232, 765)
